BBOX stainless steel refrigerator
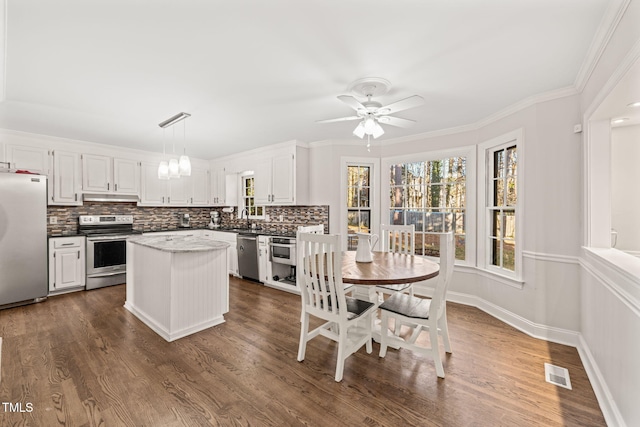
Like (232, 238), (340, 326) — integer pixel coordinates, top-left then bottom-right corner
(0, 172), (48, 308)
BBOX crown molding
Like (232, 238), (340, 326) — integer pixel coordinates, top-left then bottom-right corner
(574, 0), (632, 92)
(381, 86), (578, 147)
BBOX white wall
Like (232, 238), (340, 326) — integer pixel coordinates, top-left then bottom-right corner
(308, 93), (584, 337)
(611, 125), (640, 254)
(579, 1), (640, 425)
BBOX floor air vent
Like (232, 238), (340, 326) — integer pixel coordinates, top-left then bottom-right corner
(544, 363), (572, 390)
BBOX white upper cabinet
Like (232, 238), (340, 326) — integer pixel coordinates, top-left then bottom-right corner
(113, 158), (139, 194)
(82, 154), (139, 194)
(211, 167), (226, 205)
(51, 150), (81, 205)
(139, 162), (210, 206)
(82, 154), (111, 192)
(190, 167), (210, 205)
(211, 166), (238, 206)
(254, 145), (307, 205)
(5, 144), (50, 175)
(140, 161), (167, 205)
(271, 153), (294, 204)
(168, 175), (189, 205)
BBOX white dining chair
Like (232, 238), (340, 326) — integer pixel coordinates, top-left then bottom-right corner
(297, 232), (376, 382)
(378, 232), (455, 378)
(296, 224), (325, 235)
(376, 224), (416, 297)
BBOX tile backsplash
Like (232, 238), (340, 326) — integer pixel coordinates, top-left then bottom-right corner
(48, 203), (329, 236)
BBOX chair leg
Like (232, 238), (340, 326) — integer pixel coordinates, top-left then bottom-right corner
(379, 311), (389, 358)
(430, 324), (445, 378)
(335, 328), (347, 382)
(440, 307), (452, 354)
(297, 313), (309, 362)
(365, 314), (373, 354)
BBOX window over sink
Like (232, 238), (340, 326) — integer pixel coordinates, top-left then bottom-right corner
(241, 174), (264, 219)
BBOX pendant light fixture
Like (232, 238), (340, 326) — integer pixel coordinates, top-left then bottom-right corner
(157, 112), (191, 180)
(157, 128), (170, 180)
(178, 118), (191, 176)
(168, 126), (180, 178)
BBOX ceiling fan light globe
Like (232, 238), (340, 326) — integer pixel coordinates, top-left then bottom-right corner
(353, 122), (366, 138)
(364, 117), (376, 134)
(179, 155), (192, 176)
(372, 122), (385, 139)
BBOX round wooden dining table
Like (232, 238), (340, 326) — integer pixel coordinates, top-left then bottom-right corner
(341, 251), (440, 286)
(341, 251), (440, 345)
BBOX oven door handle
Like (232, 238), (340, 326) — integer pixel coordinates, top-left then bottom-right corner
(86, 235), (132, 242)
(87, 271), (125, 278)
(269, 243), (295, 248)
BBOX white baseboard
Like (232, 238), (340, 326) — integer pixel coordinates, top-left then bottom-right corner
(443, 290), (581, 347)
(415, 287), (623, 426)
(577, 335), (626, 427)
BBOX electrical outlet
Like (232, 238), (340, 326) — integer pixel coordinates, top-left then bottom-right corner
(49, 216), (58, 224)
(279, 214), (284, 222)
(265, 214), (270, 221)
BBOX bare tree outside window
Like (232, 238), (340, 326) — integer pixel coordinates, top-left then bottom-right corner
(489, 146), (517, 271)
(389, 157), (466, 259)
(347, 165), (371, 250)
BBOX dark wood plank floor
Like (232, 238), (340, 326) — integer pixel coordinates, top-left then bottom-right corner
(0, 278), (606, 426)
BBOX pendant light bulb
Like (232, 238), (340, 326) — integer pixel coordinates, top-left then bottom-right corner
(179, 154), (191, 176)
(158, 127), (170, 179)
(168, 158), (180, 178)
(158, 161), (170, 180)
(179, 119), (191, 176)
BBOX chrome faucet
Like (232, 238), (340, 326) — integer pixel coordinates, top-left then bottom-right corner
(240, 208), (250, 229)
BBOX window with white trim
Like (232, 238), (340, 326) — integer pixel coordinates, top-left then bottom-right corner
(346, 165), (372, 250)
(478, 129), (522, 280)
(241, 175), (264, 218)
(488, 145), (517, 272)
(389, 157), (467, 259)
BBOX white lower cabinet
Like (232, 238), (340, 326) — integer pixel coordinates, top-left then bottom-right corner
(206, 231), (239, 277)
(258, 235), (270, 283)
(48, 236), (86, 293)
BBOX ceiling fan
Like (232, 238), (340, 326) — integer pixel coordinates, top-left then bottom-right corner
(317, 78), (425, 146)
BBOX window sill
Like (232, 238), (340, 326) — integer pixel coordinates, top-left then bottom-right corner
(475, 267), (524, 289)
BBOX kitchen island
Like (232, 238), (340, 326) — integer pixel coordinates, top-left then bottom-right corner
(125, 235), (230, 342)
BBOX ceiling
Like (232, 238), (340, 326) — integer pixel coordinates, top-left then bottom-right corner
(0, 0), (618, 159)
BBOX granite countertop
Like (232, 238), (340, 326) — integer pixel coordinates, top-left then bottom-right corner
(144, 227), (298, 238)
(128, 235), (230, 252)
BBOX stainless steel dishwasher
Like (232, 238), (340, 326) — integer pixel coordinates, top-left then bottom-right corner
(237, 235), (260, 282)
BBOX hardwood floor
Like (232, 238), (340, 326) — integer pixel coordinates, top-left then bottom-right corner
(0, 278), (606, 426)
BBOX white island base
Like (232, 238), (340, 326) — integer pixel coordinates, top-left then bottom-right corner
(125, 237), (230, 342)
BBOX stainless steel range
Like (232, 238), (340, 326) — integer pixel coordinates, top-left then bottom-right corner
(79, 215), (140, 290)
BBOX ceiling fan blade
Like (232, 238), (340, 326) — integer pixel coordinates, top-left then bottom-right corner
(378, 116), (416, 128)
(377, 95), (425, 115)
(337, 95), (367, 112)
(316, 116), (362, 124)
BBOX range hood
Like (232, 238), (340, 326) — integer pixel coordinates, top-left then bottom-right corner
(82, 193), (140, 203)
